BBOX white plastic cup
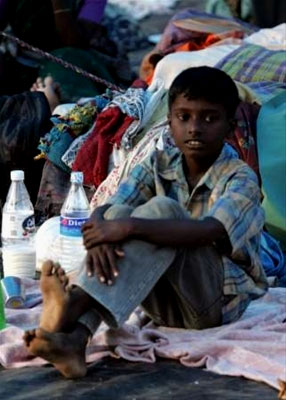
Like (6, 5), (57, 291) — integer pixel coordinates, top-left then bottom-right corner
(2, 246), (36, 279)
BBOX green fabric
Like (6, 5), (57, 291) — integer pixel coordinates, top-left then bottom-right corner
(216, 44), (286, 84)
(206, 0), (233, 18)
(206, 0), (252, 20)
(133, 92), (169, 146)
(257, 92), (286, 249)
(40, 47), (115, 102)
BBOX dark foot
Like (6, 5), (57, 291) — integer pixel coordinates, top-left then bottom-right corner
(24, 327), (89, 379)
(39, 260), (73, 332)
(39, 260), (92, 333)
(31, 76), (61, 112)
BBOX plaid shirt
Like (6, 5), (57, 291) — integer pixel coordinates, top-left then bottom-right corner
(109, 135), (268, 323)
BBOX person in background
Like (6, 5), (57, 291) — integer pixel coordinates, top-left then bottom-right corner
(0, 76), (60, 211)
(0, 0), (131, 100)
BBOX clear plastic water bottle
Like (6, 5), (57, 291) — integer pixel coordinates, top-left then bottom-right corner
(1, 170), (36, 278)
(60, 171), (90, 273)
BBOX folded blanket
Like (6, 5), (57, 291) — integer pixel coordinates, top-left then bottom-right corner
(0, 279), (285, 394)
(215, 43), (286, 84)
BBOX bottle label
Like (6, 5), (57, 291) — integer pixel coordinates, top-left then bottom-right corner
(2, 213), (35, 239)
(60, 217), (88, 238)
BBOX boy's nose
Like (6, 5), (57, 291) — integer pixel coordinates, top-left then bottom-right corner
(187, 119), (202, 134)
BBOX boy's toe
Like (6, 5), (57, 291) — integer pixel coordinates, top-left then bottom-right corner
(41, 260), (55, 276)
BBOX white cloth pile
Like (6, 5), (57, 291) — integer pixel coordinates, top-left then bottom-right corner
(107, 0), (178, 20)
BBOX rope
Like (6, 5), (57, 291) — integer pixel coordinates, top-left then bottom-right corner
(0, 31), (124, 92)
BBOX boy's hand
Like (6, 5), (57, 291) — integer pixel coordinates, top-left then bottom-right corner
(86, 244), (124, 285)
(82, 220), (131, 249)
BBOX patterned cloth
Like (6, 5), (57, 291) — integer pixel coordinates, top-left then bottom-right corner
(36, 103), (97, 172)
(155, 9), (256, 55)
(246, 81), (286, 104)
(61, 130), (92, 170)
(215, 43), (286, 84)
(108, 140), (268, 324)
(102, 6), (149, 53)
(90, 120), (170, 209)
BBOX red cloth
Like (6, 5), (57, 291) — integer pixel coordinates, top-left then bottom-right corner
(226, 101), (261, 184)
(72, 106), (134, 187)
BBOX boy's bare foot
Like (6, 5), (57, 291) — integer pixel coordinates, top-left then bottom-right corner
(31, 76), (61, 113)
(39, 260), (92, 333)
(24, 326), (89, 379)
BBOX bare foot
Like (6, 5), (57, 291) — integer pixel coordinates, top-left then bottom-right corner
(39, 260), (92, 333)
(24, 327), (89, 379)
(31, 76), (61, 113)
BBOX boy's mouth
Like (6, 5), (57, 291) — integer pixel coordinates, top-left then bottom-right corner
(185, 140), (204, 149)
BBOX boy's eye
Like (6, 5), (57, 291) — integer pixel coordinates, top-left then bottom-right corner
(205, 114), (218, 123)
(177, 113), (189, 121)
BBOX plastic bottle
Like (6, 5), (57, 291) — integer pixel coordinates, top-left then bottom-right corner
(60, 171), (90, 273)
(1, 170), (36, 278)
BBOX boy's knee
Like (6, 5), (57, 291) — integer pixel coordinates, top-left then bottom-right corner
(104, 204), (134, 220)
(132, 196), (188, 219)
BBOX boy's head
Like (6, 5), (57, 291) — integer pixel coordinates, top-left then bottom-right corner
(167, 67), (240, 164)
(168, 66), (240, 118)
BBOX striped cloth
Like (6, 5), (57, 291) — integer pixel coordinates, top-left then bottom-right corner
(215, 43), (286, 84)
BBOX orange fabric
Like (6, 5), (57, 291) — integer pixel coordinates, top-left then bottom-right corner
(175, 31), (244, 52)
(144, 30), (244, 86)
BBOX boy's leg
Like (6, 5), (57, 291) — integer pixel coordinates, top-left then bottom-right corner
(141, 245), (224, 329)
(75, 196), (189, 333)
(77, 196), (223, 333)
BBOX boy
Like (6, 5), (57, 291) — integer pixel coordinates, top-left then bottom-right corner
(24, 66), (268, 378)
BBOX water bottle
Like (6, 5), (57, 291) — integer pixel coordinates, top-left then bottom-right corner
(1, 170), (36, 278)
(60, 171), (90, 273)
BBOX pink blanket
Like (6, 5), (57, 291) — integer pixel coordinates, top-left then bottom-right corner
(0, 279), (285, 393)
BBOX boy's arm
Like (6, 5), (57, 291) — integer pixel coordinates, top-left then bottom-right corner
(128, 216), (231, 250)
(89, 203), (112, 221)
(82, 215), (230, 284)
(82, 158), (156, 284)
(83, 216), (231, 253)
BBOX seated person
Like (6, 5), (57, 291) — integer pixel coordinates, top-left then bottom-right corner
(24, 66), (268, 378)
(0, 76), (60, 209)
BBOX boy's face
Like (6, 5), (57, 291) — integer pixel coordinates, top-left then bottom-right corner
(168, 94), (233, 162)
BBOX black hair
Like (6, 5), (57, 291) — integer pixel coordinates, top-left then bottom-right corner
(168, 66), (240, 118)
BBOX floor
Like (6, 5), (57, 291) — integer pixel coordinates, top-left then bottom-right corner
(127, 0), (206, 75)
(0, 358), (278, 400)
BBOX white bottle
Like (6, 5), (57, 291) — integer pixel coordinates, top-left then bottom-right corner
(60, 171), (90, 273)
(1, 170), (36, 278)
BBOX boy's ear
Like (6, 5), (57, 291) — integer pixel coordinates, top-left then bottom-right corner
(167, 113), (171, 125)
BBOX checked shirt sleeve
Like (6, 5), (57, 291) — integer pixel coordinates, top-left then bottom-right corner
(108, 153), (156, 207)
(207, 166), (265, 256)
